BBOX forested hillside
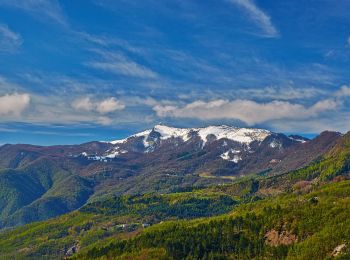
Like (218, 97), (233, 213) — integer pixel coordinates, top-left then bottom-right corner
(78, 180), (350, 259)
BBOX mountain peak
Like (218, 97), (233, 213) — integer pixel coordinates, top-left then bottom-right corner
(110, 124), (272, 146)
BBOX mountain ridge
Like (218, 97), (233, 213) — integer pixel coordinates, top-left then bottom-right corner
(0, 125), (342, 229)
(109, 124), (273, 145)
(88, 124), (307, 162)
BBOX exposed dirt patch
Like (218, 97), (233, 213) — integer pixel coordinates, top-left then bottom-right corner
(265, 229), (297, 246)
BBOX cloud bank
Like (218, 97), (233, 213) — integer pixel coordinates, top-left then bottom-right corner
(153, 98), (339, 125)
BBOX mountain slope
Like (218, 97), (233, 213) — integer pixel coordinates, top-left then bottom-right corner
(0, 170), (348, 259)
(77, 180), (349, 260)
(0, 125), (341, 229)
(0, 190), (238, 258)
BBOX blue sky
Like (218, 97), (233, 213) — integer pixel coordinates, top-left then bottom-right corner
(0, 0), (350, 145)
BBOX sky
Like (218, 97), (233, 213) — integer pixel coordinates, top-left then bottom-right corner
(0, 0), (350, 145)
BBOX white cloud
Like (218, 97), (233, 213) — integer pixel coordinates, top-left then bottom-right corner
(72, 97), (125, 114)
(348, 36), (350, 45)
(153, 98), (339, 125)
(86, 51), (158, 79)
(72, 97), (94, 111)
(335, 85), (350, 97)
(96, 97), (125, 114)
(228, 0), (278, 37)
(0, 23), (22, 52)
(0, 0), (67, 25)
(0, 93), (30, 116)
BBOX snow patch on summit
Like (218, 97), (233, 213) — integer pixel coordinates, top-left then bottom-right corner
(109, 124), (272, 147)
(153, 125), (192, 142)
(110, 129), (152, 145)
(197, 125), (270, 145)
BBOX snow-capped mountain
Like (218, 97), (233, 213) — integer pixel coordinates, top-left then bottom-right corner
(90, 125), (298, 162)
(65, 124), (341, 187)
(0, 126), (341, 227)
(111, 124), (271, 146)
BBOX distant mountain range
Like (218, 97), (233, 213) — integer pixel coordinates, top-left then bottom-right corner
(0, 125), (342, 228)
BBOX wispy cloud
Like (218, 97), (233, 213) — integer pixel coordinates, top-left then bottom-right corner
(0, 75), (25, 94)
(228, 0), (278, 38)
(236, 86), (326, 101)
(86, 50), (158, 79)
(0, 23), (22, 52)
(77, 32), (144, 54)
(0, 0), (67, 26)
